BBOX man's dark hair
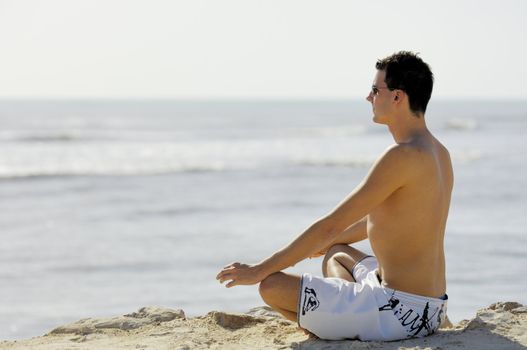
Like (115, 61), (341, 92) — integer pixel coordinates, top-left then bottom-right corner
(376, 51), (433, 116)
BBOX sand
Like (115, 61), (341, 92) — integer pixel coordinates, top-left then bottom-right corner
(1, 302), (526, 349)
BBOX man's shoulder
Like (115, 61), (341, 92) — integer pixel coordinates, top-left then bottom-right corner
(377, 143), (434, 180)
(380, 143), (426, 163)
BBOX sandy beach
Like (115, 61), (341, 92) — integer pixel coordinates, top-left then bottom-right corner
(1, 301), (525, 349)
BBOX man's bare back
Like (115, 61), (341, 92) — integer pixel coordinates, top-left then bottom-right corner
(369, 134), (453, 298)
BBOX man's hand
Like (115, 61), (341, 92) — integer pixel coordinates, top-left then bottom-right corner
(216, 262), (265, 288)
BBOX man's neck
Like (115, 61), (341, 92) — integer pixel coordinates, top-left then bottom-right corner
(388, 114), (429, 144)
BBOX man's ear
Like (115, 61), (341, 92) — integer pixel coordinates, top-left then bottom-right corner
(393, 91), (403, 103)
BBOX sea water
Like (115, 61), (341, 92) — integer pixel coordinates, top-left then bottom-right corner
(0, 99), (526, 340)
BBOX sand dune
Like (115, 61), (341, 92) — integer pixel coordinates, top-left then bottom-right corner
(1, 302), (526, 349)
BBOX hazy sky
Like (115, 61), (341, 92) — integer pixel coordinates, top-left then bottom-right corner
(0, 0), (526, 99)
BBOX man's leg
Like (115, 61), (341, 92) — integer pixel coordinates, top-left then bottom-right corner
(322, 244), (369, 282)
(259, 244), (369, 321)
(258, 272), (301, 322)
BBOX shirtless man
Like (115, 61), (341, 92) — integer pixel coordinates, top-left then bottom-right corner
(216, 51), (453, 341)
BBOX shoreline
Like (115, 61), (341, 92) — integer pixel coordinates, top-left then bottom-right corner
(1, 302), (526, 349)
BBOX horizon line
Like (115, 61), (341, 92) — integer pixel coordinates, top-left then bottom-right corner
(1, 96), (526, 103)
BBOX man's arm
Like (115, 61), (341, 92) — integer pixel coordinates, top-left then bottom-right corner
(335, 217), (368, 244)
(256, 145), (412, 271)
(217, 144), (414, 287)
(310, 217), (368, 257)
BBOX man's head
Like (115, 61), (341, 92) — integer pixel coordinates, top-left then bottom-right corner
(368, 51), (433, 120)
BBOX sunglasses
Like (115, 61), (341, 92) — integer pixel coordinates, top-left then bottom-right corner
(371, 86), (393, 95)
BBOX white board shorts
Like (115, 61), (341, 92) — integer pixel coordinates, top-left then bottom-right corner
(297, 256), (448, 341)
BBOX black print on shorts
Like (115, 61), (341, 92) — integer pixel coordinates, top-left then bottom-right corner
(397, 302), (439, 337)
(436, 304), (444, 325)
(378, 296), (400, 311)
(380, 292), (441, 337)
(412, 302), (432, 336)
(302, 287), (320, 315)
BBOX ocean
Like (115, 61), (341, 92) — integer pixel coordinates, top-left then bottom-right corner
(0, 99), (526, 340)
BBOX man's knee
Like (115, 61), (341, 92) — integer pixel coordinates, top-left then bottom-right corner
(258, 272), (283, 300)
(322, 244), (350, 264)
(323, 244), (368, 263)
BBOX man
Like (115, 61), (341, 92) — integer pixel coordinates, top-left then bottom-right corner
(216, 51), (453, 341)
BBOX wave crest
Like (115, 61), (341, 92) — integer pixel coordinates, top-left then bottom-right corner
(445, 118), (478, 131)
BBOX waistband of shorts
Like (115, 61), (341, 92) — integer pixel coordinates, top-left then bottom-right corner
(382, 286), (448, 308)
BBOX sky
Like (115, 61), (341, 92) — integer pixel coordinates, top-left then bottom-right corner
(0, 0), (526, 100)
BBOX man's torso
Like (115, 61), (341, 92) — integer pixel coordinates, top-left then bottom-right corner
(367, 135), (453, 298)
